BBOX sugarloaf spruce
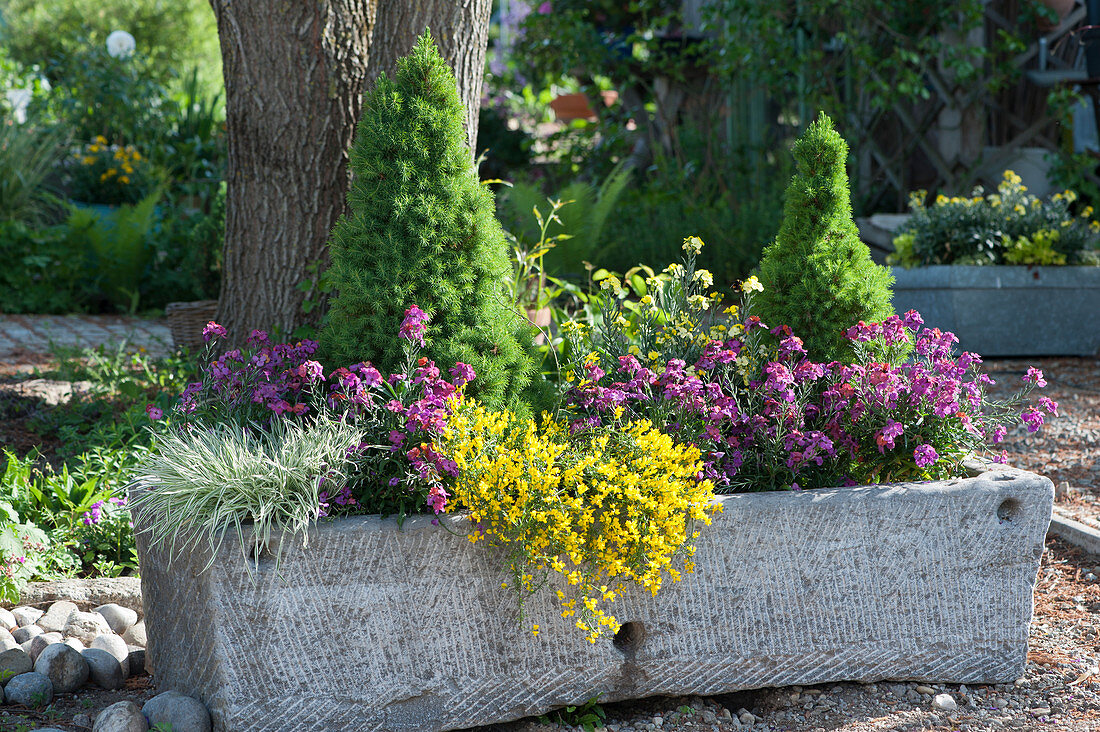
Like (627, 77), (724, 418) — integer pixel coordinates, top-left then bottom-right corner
(754, 114), (894, 363)
(321, 32), (534, 409)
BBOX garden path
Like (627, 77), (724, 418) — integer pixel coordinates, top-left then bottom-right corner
(0, 315), (172, 371)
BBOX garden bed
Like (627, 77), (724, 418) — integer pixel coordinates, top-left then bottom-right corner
(136, 465), (1053, 732)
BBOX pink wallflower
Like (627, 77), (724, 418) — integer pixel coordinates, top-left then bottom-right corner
(427, 484), (450, 514)
(398, 304), (430, 347)
(1024, 367), (1047, 387)
(990, 424), (1007, 443)
(145, 404), (163, 420)
(202, 321), (227, 342)
(1037, 396), (1059, 415)
(538, 1), (552, 14)
(297, 360), (324, 382)
(913, 444), (938, 468)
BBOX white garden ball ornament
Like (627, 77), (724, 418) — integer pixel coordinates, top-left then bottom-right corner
(106, 30), (136, 59)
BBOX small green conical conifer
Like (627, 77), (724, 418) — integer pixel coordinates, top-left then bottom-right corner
(753, 113), (895, 363)
(320, 32), (534, 409)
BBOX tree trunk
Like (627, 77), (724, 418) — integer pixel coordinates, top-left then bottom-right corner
(212, 0), (491, 339)
(367, 0), (493, 152)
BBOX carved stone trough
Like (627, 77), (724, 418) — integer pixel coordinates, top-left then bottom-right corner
(134, 464), (1052, 731)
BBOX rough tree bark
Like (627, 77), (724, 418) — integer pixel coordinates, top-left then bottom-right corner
(367, 0), (493, 151)
(211, 0), (493, 338)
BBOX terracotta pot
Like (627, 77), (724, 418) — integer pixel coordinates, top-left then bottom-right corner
(550, 93), (595, 122)
(526, 306), (552, 345)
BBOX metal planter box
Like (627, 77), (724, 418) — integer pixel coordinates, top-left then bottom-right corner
(135, 465), (1053, 731)
(890, 265), (1100, 356)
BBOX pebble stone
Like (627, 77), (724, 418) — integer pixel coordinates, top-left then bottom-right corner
(12, 624), (42, 644)
(10, 606), (42, 628)
(95, 603), (139, 635)
(91, 633), (130, 674)
(26, 632), (61, 662)
(63, 637), (86, 652)
(0, 608), (16, 631)
(121, 621), (146, 647)
(126, 645), (146, 677)
(0, 647), (33, 683)
(37, 601), (78, 633)
(33, 642), (89, 693)
(65, 610), (114, 645)
(932, 693), (958, 711)
(2, 671), (53, 707)
(142, 690), (213, 732)
(82, 648), (126, 691)
(93, 700), (149, 732)
(0, 628), (17, 652)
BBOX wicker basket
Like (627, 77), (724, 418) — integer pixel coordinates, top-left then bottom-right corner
(165, 300), (219, 352)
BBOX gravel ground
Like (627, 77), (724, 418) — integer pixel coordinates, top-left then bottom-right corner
(2, 357), (1098, 732)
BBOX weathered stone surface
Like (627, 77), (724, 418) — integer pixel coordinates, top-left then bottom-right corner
(94, 700), (150, 732)
(142, 690), (211, 732)
(126, 646), (147, 677)
(95, 603), (139, 635)
(27, 631), (62, 662)
(65, 610), (113, 645)
(91, 634), (130, 675)
(18, 577), (143, 616)
(0, 607), (16, 631)
(38, 601), (78, 633)
(890, 265), (1100, 356)
(12, 624), (42, 644)
(83, 648), (126, 691)
(34, 642), (88, 693)
(10, 606), (42, 627)
(135, 465), (1052, 732)
(3, 671), (53, 707)
(122, 621), (146, 648)
(0, 647), (32, 684)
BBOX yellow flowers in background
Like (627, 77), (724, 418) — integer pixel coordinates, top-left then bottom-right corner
(442, 404), (717, 643)
(69, 138), (155, 205)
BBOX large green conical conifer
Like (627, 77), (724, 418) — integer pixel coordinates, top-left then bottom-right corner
(753, 113), (895, 363)
(320, 32), (534, 409)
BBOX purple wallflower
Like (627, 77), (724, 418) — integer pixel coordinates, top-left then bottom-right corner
(297, 360), (324, 382)
(875, 419), (904, 453)
(1037, 396), (1059, 415)
(145, 404), (163, 420)
(1021, 409), (1044, 433)
(202, 321), (227, 342)
(449, 362), (476, 387)
(913, 444), (938, 468)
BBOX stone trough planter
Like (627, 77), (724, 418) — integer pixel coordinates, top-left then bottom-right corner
(134, 464), (1053, 732)
(890, 265), (1100, 356)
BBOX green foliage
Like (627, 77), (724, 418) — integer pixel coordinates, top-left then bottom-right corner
(0, 120), (66, 224)
(499, 162), (632, 279)
(754, 114), (894, 363)
(321, 32), (535, 410)
(1, 0), (222, 94)
(0, 221), (88, 313)
(144, 183), (225, 307)
(889, 172), (1100, 267)
(67, 190), (162, 312)
(537, 695), (607, 731)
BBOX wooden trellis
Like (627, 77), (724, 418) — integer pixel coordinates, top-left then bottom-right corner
(840, 2), (1093, 213)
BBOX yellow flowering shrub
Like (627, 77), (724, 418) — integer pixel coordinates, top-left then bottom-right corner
(442, 404), (718, 643)
(890, 170), (1100, 267)
(67, 136), (157, 205)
